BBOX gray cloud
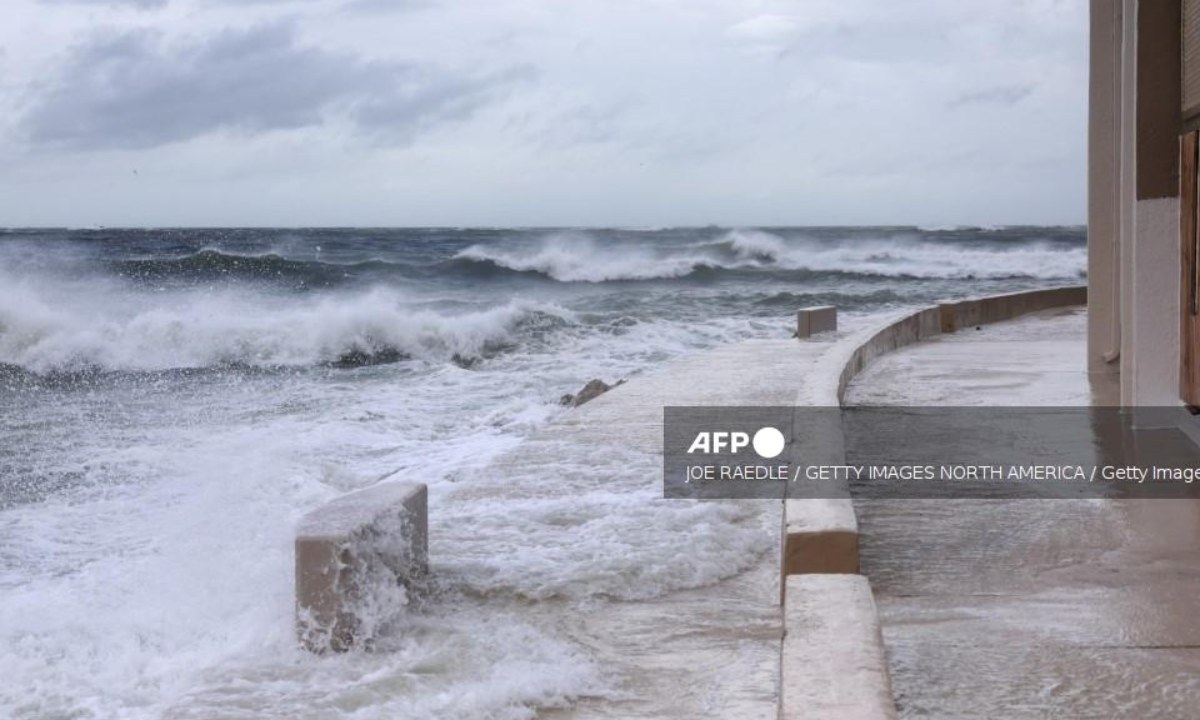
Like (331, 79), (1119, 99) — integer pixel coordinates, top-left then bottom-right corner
(39, 0), (426, 10)
(40, 0), (168, 7)
(39, 0), (326, 6)
(22, 22), (519, 149)
(948, 85), (1035, 109)
(341, 0), (435, 13)
(0, 0), (1087, 226)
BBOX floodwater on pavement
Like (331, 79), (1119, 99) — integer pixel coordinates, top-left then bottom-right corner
(845, 309), (1200, 719)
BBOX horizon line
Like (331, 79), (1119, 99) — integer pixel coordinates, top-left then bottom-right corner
(0, 222), (1089, 231)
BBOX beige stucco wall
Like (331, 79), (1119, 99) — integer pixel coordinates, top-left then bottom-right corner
(1089, 0), (1184, 407)
(1129, 197), (1181, 406)
(1089, 0), (1123, 378)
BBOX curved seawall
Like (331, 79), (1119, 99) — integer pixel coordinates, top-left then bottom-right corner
(278, 285), (1087, 720)
(781, 285), (1087, 720)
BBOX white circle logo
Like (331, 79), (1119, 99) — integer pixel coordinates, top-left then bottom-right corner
(752, 427), (786, 459)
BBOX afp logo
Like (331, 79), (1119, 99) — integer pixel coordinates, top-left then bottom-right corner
(686, 426), (787, 459)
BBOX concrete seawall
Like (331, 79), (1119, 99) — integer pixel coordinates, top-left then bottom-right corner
(778, 285), (1087, 720)
(786, 286), (1088, 586)
(287, 284), (1087, 716)
(938, 285), (1087, 334)
(833, 285), (1087, 402)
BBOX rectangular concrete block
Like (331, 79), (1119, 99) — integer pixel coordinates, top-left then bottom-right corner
(782, 412), (859, 591)
(797, 306), (838, 339)
(781, 575), (898, 720)
(783, 499), (859, 577)
(296, 482), (427, 653)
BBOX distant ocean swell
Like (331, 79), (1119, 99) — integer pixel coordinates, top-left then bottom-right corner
(452, 229), (1086, 283)
(0, 227), (1087, 375)
(99, 228), (1088, 288)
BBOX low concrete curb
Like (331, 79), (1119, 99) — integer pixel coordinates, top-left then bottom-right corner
(777, 285), (1086, 716)
(836, 285), (1087, 402)
(780, 575), (897, 720)
(836, 307), (943, 402)
(295, 482), (427, 653)
(939, 285), (1087, 334)
(782, 285), (1088, 594)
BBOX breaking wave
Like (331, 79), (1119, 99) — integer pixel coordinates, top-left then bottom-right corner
(0, 225), (1088, 720)
(452, 229), (1086, 283)
(452, 233), (705, 282)
(58, 228), (1088, 289)
(0, 281), (576, 374)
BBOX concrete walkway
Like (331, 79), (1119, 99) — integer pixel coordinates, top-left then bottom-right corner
(434, 327), (864, 719)
(845, 308), (1200, 719)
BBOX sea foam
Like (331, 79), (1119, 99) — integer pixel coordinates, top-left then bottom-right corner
(0, 277), (574, 373)
(452, 229), (1086, 283)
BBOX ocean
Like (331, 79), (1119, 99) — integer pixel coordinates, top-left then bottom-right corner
(0, 226), (1085, 718)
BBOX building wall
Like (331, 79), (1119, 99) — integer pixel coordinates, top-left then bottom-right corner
(1118, 0), (1138, 406)
(1129, 197), (1181, 406)
(1089, 0), (1183, 408)
(1088, 0), (1121, 378)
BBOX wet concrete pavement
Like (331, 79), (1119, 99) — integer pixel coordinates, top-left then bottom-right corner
(845, 308), (1200, 719)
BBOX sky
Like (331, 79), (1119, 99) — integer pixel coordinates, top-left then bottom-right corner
(0, 0), (1088, 227)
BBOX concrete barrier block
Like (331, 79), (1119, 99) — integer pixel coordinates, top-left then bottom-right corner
(296, 482), (428, 653)
(797, 306), (838, 339)
(781, 575), (897, 720)
(783, 499), (859, 576)
(782, 408), (858, 587)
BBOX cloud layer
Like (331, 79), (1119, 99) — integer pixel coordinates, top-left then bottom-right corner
(23, 22), (519, 150)
(0, 0), (1088, 226)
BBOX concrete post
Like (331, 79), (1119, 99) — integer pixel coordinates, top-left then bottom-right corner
(796, 306), (838, 339)
(295, 482), (428, 653)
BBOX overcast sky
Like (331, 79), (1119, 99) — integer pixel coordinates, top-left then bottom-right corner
(0, 0), (1087, 227)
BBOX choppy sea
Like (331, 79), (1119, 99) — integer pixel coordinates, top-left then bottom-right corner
(0, 226), (1085, 719)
